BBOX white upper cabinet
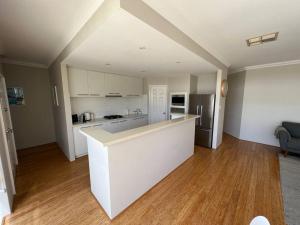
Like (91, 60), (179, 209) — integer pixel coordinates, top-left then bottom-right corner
(68, 67), (143, 97)
(87, 71), (105, 97)
(68, 68), (89, 97)
(125, 77), (143, 96)
(105, 74), (127, 96)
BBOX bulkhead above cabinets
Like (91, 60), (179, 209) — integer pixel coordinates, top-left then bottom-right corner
(68, 67), (143, 98)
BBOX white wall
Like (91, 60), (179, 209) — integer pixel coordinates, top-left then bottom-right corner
(143, 74), (190, 95)
(3, 64), (56, 149)
(223, 71), (246, 138)
(239, 64), (300, 146)
(48, 0), (120, 161)
(225, 64), (300, 147)
(70, 95), (148, 117)
(196, 73), (217, 93)
(212, 69), (228, 149)
(49, 63), (75, 161)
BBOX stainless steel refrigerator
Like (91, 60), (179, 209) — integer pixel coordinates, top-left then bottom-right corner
(189, 94), (215, 148)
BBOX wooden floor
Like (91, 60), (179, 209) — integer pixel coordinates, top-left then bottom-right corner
(4, 134), (285, 225)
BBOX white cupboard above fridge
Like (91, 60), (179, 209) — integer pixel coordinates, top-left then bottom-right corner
(68, 67), (143, 98)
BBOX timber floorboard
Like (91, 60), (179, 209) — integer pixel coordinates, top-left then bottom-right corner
(4, 134), (285, 225)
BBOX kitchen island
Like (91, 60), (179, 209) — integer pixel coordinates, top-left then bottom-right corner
(80, 114), (198, 219)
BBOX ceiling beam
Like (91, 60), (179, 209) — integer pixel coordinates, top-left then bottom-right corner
(120, 0), (227, 71)
(49, 0), (120, 68)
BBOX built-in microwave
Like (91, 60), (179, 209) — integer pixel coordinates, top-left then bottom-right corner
(171, 94), (185, 106)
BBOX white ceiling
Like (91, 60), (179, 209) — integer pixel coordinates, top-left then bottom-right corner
(64, 9), (217, 77)
(1, 0), (300, 71)
(143, 0), (300, 70)
(0, 0), (104, 66)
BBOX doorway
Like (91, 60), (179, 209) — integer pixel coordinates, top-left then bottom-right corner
(148, 85), (168, 124)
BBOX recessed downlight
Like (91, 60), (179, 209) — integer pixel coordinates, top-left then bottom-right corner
(176, 61), (181, 64)
(246, 32), (279, 47)
(140, 70), (146, 73)
(105, 63), (111, 66)
(139, 46), (147, 50)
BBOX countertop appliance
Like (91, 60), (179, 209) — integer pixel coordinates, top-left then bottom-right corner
(104, 115), (123, 120)
(72, 114), (78, 123)
(84, 112), (92, 121)
(189, 94), (215, 148)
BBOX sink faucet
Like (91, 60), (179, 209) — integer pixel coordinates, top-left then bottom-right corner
(133, 108), (142, 115)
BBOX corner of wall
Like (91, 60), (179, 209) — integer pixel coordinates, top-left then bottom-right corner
(212, 69), (228, 149)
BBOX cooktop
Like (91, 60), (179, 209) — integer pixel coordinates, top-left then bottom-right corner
(104, 115), (123, 120)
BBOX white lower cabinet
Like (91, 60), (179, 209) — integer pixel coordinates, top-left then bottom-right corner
(131, 116), (148, 128)
(73, 123), (105, 158)
(73, 116), (148, 158)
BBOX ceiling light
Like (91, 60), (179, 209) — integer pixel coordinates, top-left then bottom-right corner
(176, 61), (181, 64)
(105, 63), (111, 66)
(139, 46), (147, 50)
(140, 70), (146, 73)
(246, 32), (279, 46)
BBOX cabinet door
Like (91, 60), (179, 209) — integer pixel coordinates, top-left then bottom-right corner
(73, 127), (88, 157)
(133, 116), (148, 128)
(118, 119), (129, 132)
(68, 68), (89, 97)
(87, 71), (105, 97)
(105, 74), (127, 96)
(105, 120), (120, 133)
(126, 77), (143, 96)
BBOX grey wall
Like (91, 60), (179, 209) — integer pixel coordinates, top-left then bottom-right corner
(223, 71), (246, 138)
(3, 64), (56, 149)
(225, 63), (300, 146)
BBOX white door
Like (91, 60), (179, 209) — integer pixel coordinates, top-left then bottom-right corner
(0, 76), (17, 218)
(149, 85), (168, 124)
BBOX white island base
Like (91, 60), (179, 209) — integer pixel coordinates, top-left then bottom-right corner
(81, 115), (197, 219)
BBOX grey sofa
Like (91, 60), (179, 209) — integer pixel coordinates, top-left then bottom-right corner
(275, 122), (300, 156)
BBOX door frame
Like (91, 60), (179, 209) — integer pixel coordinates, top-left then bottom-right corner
(148, 85), (168, 124)
(0, 74), (16, 219)
(0, 76), (18, 167)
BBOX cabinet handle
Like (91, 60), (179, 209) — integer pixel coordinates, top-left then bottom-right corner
(109, 92), (120, 95)
(111, 121), (119, 124)
(78, 94), (89, 96)
(127, 94), (139, 97)
(90, 94), (100, 96)
(119, 120), (127, 123)
(105, 95), (122, 98)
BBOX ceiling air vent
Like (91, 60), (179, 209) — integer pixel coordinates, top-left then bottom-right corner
(246, 32), (279, 46)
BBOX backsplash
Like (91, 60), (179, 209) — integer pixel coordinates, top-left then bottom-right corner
(70, 95), (148, 118)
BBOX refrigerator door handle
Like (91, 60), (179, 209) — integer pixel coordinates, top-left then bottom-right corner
(200, 105), (203, 126)
(200, 105), (203, 117)
(196, 105), (199, 115)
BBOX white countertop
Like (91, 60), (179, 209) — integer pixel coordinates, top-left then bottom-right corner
(80, 114), (199, 147)
(73, 114), (148, 128)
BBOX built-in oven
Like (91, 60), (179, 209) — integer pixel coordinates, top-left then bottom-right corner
(171, 94), (185, 106)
